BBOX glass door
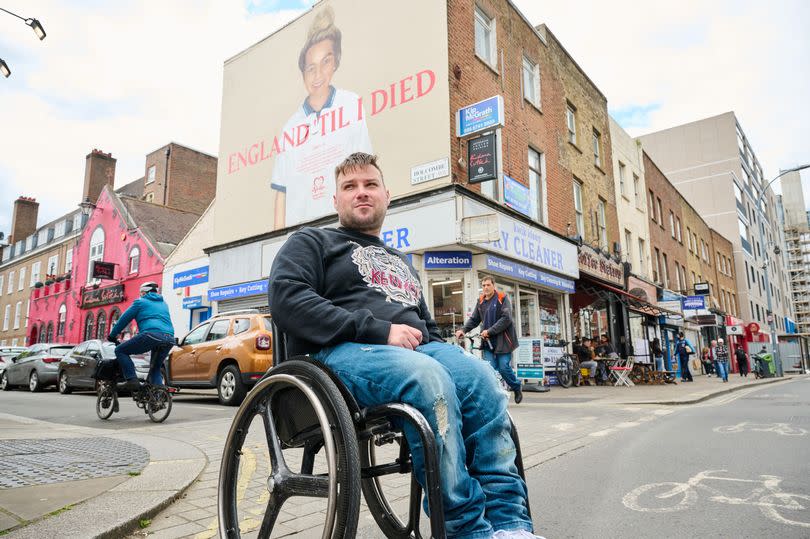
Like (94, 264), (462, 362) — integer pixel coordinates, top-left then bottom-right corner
(519, 290), (539, 338)
(428, 274), (464, 343)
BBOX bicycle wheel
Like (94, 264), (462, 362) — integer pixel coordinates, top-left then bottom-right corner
(760, 493), (810, 528)
(147, 387), (172, 423)
(556, 358), (572, 388)
(96, 384), (116, 420)
(622, 482), (696, 513)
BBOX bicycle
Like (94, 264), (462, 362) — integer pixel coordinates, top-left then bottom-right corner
(96, 377), (173, 423)
(553, 342), (581, 388)
(623, 469), (810, 528)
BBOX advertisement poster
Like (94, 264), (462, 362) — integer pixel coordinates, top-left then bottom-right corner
(516, 338), (544, 380)
(503, 175), (531, 216)
(467, 132), (497, 183)
(216, 0), (451, 243)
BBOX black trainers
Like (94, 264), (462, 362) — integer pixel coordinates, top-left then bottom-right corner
(124, 378), (141, 393)
(514, 387), (523, 404)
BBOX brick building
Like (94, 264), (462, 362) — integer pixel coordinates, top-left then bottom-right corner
(142, 143), (217, 215)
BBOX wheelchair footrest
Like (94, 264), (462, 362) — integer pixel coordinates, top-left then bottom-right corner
(361, 461), (412, 479)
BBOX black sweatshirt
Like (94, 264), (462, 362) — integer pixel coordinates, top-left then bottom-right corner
(268, 226), (443, 357)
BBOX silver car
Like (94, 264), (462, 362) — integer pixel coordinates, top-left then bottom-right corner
(0, 346), (28, 376)
(0, 343), (76, 391)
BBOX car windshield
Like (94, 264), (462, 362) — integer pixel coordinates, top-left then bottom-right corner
(48, 346), (74, 356)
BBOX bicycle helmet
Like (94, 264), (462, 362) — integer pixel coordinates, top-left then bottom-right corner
(139, 281), (159, 294)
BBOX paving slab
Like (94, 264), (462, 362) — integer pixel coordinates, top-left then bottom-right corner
(0, 475), (127, 521)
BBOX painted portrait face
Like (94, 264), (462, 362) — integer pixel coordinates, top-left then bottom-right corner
(302, 39), (337, 103)
(333, 164), (390, 234)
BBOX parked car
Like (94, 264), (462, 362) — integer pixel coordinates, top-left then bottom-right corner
(167, 310), (273, 405)
(58, 339), (151, 394)
(1, 343), (76, 391)
(0, 346), (28, 376)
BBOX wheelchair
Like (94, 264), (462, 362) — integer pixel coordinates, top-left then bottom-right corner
(218, 323), (530, 538)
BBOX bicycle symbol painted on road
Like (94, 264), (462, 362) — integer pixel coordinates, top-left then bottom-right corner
(623, 470), (810, 528)
(713, 422), (807, 436)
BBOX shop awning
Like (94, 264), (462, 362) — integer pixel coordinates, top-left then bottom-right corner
(578, 281), (682, 318)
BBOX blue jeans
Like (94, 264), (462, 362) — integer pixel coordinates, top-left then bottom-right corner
(715, 360), (728, 381)
(115, 332), (175, 384)
(655, 356), (664, 371)
(481, 349), (522, 391)
(313, 341), (532, 539)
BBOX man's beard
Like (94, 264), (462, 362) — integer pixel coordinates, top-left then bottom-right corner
(339, 206), (386, 234)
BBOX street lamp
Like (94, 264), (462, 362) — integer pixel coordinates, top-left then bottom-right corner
(0, 8), (47, 40)
(756, 163), (810, 377)
(0, 59), (9, 78)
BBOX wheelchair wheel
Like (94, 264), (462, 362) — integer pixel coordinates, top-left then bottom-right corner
(218, 360), (361, 539)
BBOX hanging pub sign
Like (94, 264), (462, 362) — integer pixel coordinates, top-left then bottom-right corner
(467, 132), (497, 184)
(92, 261), (116, 280)
(82, 284), (125, 308)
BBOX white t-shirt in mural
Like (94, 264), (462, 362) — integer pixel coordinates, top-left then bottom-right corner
(270, 86), (373, 227)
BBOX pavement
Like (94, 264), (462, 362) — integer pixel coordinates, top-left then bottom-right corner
(0, 372), (799, 538)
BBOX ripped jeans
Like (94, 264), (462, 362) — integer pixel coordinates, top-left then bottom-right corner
(313, 341), (532, 539)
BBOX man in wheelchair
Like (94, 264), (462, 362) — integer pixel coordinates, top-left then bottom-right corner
(268, 152), (540, 539)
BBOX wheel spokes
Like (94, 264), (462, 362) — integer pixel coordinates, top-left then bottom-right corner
(260, 398), (289, 473)
(257, 491), (286, 538)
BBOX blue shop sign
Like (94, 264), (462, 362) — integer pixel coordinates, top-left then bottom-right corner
(456, 95), (505, 137)
(182, 296), (204, 309)
(503, 175), (531, 216)
(660, 289), (683, 302)
(173, 266), (209, 288)
(486, 255), (575, 293)
(208, 279), (268, 301)
(682, 295), (705, 310)
(424, 251), (472, 269)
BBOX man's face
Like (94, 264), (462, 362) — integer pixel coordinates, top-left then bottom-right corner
(333, 164), (390, 234)
(303, 39), (337, 101)
(481, 279), (495, 297)
(711, 340), (717, 346)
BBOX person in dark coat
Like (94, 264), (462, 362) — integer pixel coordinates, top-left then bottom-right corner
(735, 346), (749, 377)
(458, 276), (522, 403)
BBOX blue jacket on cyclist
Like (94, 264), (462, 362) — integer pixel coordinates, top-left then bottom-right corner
(108, 281), (175, 389)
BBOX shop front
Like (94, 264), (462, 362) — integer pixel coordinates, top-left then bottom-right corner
(625, 275), (664, 364)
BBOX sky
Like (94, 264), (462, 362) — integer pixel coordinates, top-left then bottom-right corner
(1, 0), (808, 237)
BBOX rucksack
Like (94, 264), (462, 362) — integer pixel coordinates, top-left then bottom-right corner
(92, 359), (121, 381)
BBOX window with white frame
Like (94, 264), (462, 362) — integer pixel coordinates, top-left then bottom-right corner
(653, 248), (661, 283)
(13, 302), (21, 329)
(662, 253), (670, 288)
(618, 162), (626, 195)
(54, 220), (66, 238)
(129, 247), (140, 274)
(566, 104), (577, 145)
(0, 275), (4, 297)
(522, 56), (540, 107)
(624, 229), (632, 262)
(573, 179), (584, 238)
(47, 255), (59, 277)
(648, 190), (655, 220)
(528, 148), (545, 223)
(676, 218), (682, 242)
(669, 211), (675, 238)
(88, 227), (105, 284)
(24, 299), (28, 328)
(597, 198), (608, 250)
(57, 304), (66, 336)
(64, 250), (73, 274)
(37, 229), (48, 247)
(656, 197), (663, 224)
(633, 174), (640, 207)
(474, 6), (496, 67)
(3, 304), (11, 331)
(146, 165), (156, 185)
(638, 238), (646, 274)
(592, 129), (601, 167)
(30, 261), (40, 286)
(7, 271), (14, 294)
(18, 267), (25, 291)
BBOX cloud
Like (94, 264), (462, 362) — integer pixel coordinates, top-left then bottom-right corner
(609, 103), (662, 131)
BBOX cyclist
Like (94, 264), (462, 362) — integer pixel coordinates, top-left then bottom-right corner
(107, 281), (175, 392)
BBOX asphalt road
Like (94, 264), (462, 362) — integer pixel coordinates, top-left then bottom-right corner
(527, 378), (810, 538)
(0, 385), (235, 429)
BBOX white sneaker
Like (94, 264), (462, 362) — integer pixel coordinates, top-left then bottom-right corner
(493, 530), (546, 539)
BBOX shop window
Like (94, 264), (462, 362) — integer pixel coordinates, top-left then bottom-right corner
(84, 312), (95, 341)
(539, 290), (562, 344)
(429, 277), (464, 340)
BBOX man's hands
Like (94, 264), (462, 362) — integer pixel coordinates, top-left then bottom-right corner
(480, 329), (490, 339)
(454, 329), (465, 341)
(388, 324), (423, 350)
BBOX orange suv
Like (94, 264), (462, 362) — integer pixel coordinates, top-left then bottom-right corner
(166, 310), (273, 405)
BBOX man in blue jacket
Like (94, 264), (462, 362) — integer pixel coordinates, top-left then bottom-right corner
(108, 281), (175, 391)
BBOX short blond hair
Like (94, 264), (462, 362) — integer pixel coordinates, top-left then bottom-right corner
(334, 152), (384, 183)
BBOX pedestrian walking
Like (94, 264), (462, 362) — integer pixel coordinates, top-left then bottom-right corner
(735, 346), (749, 377)
(457, 276), (523, 403)
(701, 346), (715, 376)
(675, 332), (695, 382)
(715, 338), (730, 382)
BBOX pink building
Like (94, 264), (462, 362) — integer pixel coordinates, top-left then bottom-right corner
(28, 185), (202, 344)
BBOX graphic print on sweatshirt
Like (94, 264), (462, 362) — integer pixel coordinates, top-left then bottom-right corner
(349, 241), (422, 306)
